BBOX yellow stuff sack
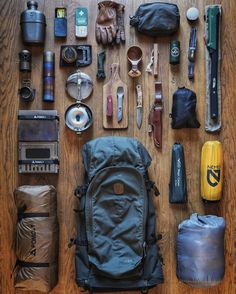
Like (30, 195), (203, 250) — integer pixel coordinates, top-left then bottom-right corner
(201, 141), (223, 202)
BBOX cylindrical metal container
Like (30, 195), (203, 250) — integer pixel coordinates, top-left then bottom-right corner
(169, 40), (180, 65)
(201, 141), (223, 202)
(43, 51), (55, 102)
(20, 1), (46, 45)
(65, 103), (93, 134)
(19, 50), (32, 72)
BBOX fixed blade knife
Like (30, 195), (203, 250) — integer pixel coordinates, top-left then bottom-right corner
(136, 84), (143, 128)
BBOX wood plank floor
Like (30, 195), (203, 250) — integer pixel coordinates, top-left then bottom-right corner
(0, 0), (236, 293)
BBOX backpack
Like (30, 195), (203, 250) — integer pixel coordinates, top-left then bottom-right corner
(74, 136), (164, 293)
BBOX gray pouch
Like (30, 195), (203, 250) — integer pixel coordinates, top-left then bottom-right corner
(177, 213), (225, 288)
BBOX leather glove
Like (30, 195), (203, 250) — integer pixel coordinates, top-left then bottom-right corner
(116, 3), (125, 44)
(96, 1), (118, 45)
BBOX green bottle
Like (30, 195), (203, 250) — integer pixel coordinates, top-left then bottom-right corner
(169, 40), (180, 65)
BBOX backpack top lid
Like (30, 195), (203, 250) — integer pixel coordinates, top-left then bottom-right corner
(82, 136), (151, 180)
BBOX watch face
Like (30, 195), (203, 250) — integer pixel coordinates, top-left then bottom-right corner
(66, 71), (93, 101)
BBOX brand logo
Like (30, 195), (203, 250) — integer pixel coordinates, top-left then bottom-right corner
(207, 166), (221, 187)
(171, 47), (180, 57)
(30, 224), (37, 256)
(175, 158), (182, 187)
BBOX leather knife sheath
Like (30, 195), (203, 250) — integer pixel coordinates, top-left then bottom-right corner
(149, 82), (163, 149)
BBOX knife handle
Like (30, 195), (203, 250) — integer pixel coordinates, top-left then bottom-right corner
(136, 84), (142, 108)
(107, 95), (113, 117)
(153, 43), (159, 79)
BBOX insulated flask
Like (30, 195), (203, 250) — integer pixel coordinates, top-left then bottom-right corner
(169, 143), (187, 203)
(20, 1), (46, 45)
(201, 141), (223, 202)
(43, 51), (55, 102)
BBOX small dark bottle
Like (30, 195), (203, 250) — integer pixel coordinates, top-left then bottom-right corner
(20, 1), (46, 45)
(169, 40), (180, 65)
(43, 51), (55, 102)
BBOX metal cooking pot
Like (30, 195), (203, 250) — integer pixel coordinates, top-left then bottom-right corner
(65, 103), (93, 134)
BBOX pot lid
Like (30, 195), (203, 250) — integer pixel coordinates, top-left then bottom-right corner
(66, 71), (93, 101)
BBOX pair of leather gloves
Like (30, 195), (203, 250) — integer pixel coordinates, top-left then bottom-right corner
(96, 1), (125, 45)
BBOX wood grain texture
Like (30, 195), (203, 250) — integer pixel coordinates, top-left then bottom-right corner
(0, 0), (235, 293)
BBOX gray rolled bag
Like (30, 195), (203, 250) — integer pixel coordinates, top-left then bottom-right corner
(14, 185), (59, 292)
(169, 143), (187, 203)
(176, 213), (225, 288)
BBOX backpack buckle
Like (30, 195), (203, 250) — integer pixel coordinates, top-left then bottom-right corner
(74, 185), (88, 198)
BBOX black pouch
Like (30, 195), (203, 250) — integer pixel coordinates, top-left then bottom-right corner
(130, 2), (180, 37)
(169, 143), (187, 204)
(170, 87), (200, 129)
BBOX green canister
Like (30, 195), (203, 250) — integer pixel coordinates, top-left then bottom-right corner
(169, 40), (180, 65)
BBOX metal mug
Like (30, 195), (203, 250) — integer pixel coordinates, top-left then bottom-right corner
(127, 46), (142, 77)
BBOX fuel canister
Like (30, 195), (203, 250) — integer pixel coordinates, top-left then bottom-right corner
(201, 141), (223, 202)
(20, 1), (46, 45)
(43, 51), (55, 102)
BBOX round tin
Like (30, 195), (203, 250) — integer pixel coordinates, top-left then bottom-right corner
(186, 7), (200, 22)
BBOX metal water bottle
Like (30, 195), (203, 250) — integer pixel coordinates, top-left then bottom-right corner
(201, 141), (223, 202)
(43, 51), (55, 102)
(20, 1), (46, 45)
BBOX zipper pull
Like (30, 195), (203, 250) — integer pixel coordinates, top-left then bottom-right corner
(153, 183), (160, 197)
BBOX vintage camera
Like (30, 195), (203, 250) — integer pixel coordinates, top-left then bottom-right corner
(60, 45), (92, 67)
(18, 110), (59, 173)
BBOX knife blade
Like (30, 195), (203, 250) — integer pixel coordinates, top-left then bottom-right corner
(117, 86), (124, 122)
(136, 84), (143, 128)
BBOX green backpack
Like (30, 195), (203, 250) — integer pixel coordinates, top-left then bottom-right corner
(75, 136), (164, 293)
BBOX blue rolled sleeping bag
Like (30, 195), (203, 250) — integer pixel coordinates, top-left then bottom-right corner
(176, 213), (225, 288)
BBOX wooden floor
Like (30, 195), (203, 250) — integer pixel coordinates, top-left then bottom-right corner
(0, 0), (236, 293)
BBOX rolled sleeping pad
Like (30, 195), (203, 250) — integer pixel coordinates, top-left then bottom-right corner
(201, 141), (223, 202)
(169, 142), (187, 203)
(14, 185), (59, 292)
(176, 213), (225, 288)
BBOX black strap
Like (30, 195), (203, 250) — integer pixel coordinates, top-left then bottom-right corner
(16, 260), (49, 268)
(18, 114), (59, 121)
(18, 212), (49, 220)
(18, 159), (59, 165)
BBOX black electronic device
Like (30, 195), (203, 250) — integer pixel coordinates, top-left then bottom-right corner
(18, 110), (59, 173)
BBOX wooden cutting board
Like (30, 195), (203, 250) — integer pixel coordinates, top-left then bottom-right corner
(103, 63), (128, 129)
